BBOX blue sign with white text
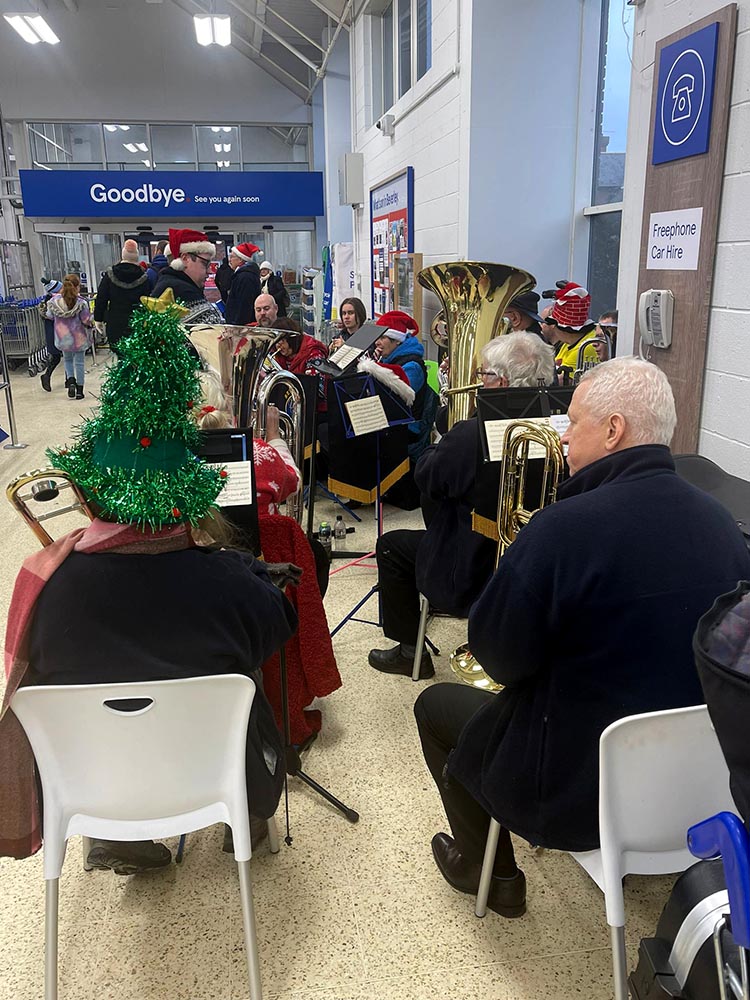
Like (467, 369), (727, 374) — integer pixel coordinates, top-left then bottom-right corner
(653, 22), (719, 165)
(19, 169), (325, 219)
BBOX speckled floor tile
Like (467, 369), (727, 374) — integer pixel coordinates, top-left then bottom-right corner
(0, 360), (677, 1000)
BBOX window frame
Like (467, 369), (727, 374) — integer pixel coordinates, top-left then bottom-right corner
(367, 0), (432, 121)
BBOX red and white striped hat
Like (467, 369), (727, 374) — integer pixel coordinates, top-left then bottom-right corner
(550, 282), (592, 331)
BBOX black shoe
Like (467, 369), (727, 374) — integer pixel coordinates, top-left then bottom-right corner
(431, 832), (526, 918)
(40, 355), (60, 392)
(368, 644), (434, 678)
(86, 839), (172, 875)
(75, 384), (84, 400)
(65, 377), (76, 399)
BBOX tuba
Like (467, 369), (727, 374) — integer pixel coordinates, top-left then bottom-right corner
(192, 325), (307, 526)
(450, 419), (565, 692)
(7, 469), (95, 546)
(418, 262), (536, 428)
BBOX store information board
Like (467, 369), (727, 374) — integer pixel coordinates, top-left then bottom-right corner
(369, 167), (414, 318)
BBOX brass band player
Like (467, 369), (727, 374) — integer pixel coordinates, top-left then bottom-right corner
(414, 359), (750, 917)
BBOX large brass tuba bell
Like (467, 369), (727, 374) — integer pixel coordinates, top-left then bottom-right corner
(418, 262), (536, 428)
(450, 419), (565, 692)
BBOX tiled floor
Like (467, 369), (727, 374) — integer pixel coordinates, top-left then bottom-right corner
(0, 351), (675, 999)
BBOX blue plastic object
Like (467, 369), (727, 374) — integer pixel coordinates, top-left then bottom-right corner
(688, 811), (750, 948)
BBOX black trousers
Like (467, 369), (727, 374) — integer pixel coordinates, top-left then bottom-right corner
(376, 528), (426, 645)
(414, 683), (518, 875)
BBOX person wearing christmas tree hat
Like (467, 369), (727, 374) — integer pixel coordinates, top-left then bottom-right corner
(0, 292), (297, 869)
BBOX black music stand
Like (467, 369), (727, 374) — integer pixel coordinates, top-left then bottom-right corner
(327, 374), (414, 637)
(195, 428), (359, 838)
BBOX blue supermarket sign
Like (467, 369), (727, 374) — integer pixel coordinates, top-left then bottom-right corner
(653, 22), (719, 165)
(19, 169), (325, 218)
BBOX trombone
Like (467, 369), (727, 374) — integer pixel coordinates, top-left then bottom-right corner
(6, 469), (95, 547)
(450, 420), (565, 692)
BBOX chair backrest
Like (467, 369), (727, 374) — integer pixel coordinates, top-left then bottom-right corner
(11, 674), (256, 877)
(596, 704), (733, 923)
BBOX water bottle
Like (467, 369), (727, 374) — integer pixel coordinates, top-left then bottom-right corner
(318, 521), (332, 560)
(334, 515), (347, 550)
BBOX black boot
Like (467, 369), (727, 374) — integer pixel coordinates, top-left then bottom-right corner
(65, 376), (76, 399)
(75, 383), (84, 400)
(40, 354), (61, 392)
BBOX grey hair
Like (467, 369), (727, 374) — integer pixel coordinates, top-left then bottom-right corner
(481, 332), (555, 387)
(578, 357), (676, 445)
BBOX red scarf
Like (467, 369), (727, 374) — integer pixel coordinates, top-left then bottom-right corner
(1, 519), (189, 859)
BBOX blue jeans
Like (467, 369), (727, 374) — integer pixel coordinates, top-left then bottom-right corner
(62, 350), (85, 385)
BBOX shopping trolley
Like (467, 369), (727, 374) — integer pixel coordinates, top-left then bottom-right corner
(0, 299), (47, 376)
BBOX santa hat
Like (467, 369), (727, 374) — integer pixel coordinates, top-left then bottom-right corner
(375, 310), (419, 343)
(357, 355), (415, 406)
(121, 238), (140, 264)
(231, 242), (260, 263)
(168, 228), (216, 270)
(550, 282), (592, 331)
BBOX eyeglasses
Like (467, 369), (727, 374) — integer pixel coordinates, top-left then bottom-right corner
(476, 368), (499, 379)
(192, 255), (212, 270)
(598, 323), (618, 333)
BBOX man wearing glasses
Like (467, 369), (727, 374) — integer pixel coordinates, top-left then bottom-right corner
(152, 228), (224, 325)
(594, 309), (617, 362)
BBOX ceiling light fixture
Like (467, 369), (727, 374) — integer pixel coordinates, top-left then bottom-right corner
(194, 15), (230, 47)
(142, 159), (151, 167)
(104, 125), (118, 133)
(223, 143), (231, 152)
(123, 142), (138, 153)
(4, 14), (59, 44)
(136, 142), (148, 152)
(214, 143), (222, 152)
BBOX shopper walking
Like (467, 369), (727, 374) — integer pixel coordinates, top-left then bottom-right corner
(38, 277), (62, 392)
(259, 261), (290, 317)
(46, 273), (92, 400)
(93, 239), (150, 352)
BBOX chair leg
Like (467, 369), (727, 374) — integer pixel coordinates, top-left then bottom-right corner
(610, 924), (629, 1000)
(175, 834), (186, 864)
(237, 860), (263, 1000)
(412, 594), (431, 681)
(475, 819), (501, 917)
(45, 878), (59, 1000)
(82, 836), (94, 872)
(267, 816), (280, 855)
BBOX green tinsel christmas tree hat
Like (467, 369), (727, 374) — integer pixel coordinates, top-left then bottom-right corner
(48, 288), (226, 528)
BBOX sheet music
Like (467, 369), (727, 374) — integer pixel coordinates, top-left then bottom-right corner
(206, 461), (254, 506)
(549, 413), (570, 437)
(344, 395), (389, 436)
(329, 343), (362, 370)
(484, 417), (561, 462)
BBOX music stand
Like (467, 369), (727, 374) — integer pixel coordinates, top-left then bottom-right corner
(327, 374), (413, 637)
(196, 428), (360, 837)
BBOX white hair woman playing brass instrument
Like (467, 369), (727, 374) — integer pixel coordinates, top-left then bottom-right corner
(479, 332), (555, 388)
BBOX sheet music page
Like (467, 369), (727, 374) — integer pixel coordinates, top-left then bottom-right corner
(345, 395), (389, 436)
(549, 413), (570, 437)
(206, 461), (254, 506)
(329, 343), (362, 370)
(484, 417), (554, 462)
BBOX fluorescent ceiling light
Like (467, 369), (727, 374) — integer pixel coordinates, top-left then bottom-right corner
(123, 142), (138, 153)
(4, 14), (59, 44)
(223, 143), (231, 152)
(194, 16), (230, 47)
(223, 127), (231, 133)
(142, 159), (151, 167)
(214, 143), (222, 153)
(26, 15), (60, 44)
(104, 125), (118, 133)
(135, 142), (148, 152)
(119, 124), (130, 131)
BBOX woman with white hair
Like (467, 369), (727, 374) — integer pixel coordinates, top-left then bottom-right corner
(479, 332), (556, 389)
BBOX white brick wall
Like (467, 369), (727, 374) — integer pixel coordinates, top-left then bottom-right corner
(619, 0), (750, 477)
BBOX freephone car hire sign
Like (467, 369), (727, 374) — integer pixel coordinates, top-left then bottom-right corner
(18, 169), (325, 218)
(652, 21), (720, 165)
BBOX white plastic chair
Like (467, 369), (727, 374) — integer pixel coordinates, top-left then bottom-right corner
(475, 704), (734, 1000)
(11, 674), (275, 1000)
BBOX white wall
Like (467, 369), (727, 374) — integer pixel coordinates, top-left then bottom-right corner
(0, 4), (310, 125)
(618, 0), (750, 477)
(350, 0), (602, 336)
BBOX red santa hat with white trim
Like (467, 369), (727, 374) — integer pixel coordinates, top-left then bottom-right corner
(357, 355), (415, 405)
(549, 282), (594, 332)
(375, 309), (420, 342)
(231, 242), (261, 263)
(168, 228), (216, 270)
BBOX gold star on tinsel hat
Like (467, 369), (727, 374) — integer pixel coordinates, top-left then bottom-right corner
(140, 286), (190, 318)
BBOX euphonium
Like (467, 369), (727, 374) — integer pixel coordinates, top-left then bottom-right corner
(418, 262), (536, 428)
(450, 419), (565, 692)
(7, 469), (95, 547)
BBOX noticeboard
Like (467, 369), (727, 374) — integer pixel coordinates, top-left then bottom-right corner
(369, 167), (414, 319)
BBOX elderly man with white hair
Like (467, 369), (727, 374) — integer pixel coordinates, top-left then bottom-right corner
(414, 358), (750, 918)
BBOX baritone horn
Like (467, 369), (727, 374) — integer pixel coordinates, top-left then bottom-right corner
(418, 262), (536, 428)
(6, 469), (95, 547)
(450, 420), (565, 692)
